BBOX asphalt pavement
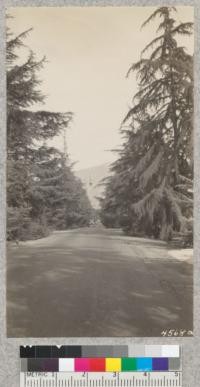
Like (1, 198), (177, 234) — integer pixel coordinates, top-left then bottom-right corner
(7, 226), (193, 337)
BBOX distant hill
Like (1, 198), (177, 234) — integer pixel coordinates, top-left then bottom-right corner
(75, 163), (111, 208)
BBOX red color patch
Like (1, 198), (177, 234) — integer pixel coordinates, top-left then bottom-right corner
(89, 358), (106, 372)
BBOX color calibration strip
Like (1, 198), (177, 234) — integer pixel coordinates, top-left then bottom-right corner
(21, 356), (181, 372)
(20, 346), (181, 387)
(20, 345), (179, 358)
(20, 345), (128, 358)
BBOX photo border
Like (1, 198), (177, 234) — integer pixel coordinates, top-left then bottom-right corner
(0, 1), (199, 385)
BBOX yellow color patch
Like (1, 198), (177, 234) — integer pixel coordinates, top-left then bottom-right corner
(106, 358), (121, 372)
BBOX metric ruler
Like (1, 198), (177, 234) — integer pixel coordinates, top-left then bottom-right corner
(20, 371), (182, 387)
(20, 345), (182, 387)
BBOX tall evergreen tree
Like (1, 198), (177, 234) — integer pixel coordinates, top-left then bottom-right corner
(7, 27), (92, 240)
(100, 7), (193, 242)
(30, 145), (93, 231)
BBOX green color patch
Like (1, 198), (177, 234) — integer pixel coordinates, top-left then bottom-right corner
(122, 358), (137, 371)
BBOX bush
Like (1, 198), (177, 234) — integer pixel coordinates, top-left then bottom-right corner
(20, 221), (50, 241)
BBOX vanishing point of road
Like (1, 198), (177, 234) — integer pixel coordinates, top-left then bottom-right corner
(7, 226), (193, 337)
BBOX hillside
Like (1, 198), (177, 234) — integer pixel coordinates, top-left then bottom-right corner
(75, 163), (111, 208)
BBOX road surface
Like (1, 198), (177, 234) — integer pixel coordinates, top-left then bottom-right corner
(7, 226), (193, 337)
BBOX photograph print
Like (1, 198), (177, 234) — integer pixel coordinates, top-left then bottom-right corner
(6, 6), (194, 337)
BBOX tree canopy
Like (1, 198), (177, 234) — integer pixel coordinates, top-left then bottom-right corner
(99, 7), (193, 243)
(7, 27), (93, 240)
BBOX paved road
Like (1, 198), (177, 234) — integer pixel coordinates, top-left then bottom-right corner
(7, 226), (193, 337)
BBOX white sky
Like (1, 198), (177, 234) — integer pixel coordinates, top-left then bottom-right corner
(8, 6), (194, 170)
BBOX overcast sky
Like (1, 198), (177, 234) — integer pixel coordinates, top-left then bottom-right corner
(8, 6), (194, 170)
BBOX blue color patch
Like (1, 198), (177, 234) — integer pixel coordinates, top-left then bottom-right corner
(152, 358), (169, 371)
(136, 358), (152, 371)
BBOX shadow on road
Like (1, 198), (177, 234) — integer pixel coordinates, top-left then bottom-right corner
(7, 227), (193, 337)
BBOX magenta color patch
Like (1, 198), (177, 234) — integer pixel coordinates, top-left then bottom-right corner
(75, 358), (90, 372)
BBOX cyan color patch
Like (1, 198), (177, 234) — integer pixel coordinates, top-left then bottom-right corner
(136, 358), (152, 371)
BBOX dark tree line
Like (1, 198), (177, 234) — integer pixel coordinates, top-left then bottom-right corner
(99, 7), (193, 244)
(7, 27), (93, 240)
